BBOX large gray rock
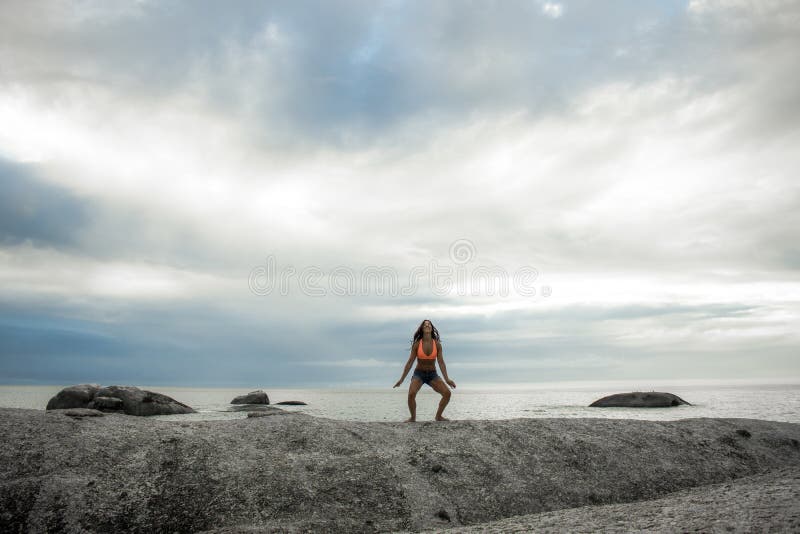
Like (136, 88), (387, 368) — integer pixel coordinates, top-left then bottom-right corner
(45, 384), (195, 416)
(1, 407), (798, 533)
(93, 386), (195, 416)
(88, 396), (124, 411)
(45, 383), (101, 410)
(231, 390), (270, 404)
(589, 391), (691, 407)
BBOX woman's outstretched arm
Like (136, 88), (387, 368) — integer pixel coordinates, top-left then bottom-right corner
(393, 341), (417, 388)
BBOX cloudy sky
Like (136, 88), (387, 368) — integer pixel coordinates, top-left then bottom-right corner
(1, 0), (798, 388)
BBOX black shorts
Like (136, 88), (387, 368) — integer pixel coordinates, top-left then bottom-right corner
(412, 369), (440, 386)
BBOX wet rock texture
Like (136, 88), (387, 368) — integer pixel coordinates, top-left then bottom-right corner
(1, 408), (799, 533)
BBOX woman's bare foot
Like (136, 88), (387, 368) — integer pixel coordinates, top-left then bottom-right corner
(435, 416), (449, 421)
(404, 417), (416, 422)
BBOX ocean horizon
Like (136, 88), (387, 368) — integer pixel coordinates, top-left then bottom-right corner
(5, 378), (799, 424)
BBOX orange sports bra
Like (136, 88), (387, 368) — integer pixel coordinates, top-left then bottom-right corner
(417, 339), (437, 360)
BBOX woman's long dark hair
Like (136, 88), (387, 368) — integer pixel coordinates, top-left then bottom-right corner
(410, 319), (440, 348)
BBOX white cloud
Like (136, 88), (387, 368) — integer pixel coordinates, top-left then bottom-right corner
(541, 2), (564, 19)
(0, 244), (234, 302)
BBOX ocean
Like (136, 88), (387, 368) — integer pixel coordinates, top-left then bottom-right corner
(2, 379), (799, 423)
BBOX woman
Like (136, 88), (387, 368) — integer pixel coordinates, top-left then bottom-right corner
(393, 319), (456, 422)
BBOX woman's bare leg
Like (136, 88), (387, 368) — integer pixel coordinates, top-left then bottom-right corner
(406, 377), (423, 422)
(430, 378), (452, 421)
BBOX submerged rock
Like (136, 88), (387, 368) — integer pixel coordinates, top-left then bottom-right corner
(231, 390), (270, 404)
(589, 391), (692, 408)
(275, 400), (307, 405)
(45, 384), (195, 416)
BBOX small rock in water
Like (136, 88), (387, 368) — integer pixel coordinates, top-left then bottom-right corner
(436, 509), (451, 521)
(589, 391), (691, 408)
(231, 390), (270, 404)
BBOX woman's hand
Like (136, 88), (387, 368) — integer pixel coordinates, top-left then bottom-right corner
(393, 379), (403, 388)
(446, 379), (456, 389)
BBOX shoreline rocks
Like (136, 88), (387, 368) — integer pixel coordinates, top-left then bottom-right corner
(45, 383), (101, 410)
(230, 390), (269, 404)
(589, 391), (692, 408)
(45, 384), (195, 416)
(1, 407), (798, 532)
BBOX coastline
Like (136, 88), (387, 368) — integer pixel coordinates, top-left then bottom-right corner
(2, 382), (799, 424)
(2, 407), (799, 532)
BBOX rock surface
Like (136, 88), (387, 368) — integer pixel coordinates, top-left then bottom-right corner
(246, 411), (284, 418)
(89, 396), (124, 411)
(45, 384), (195, 416)
(228, 404), (284, 413)
(46, 408), (105, 418)
(97, 386), (196, 416)
(400, 467), (800, 533)
(230, 390), (270, 404)
(1, 408), (799, 533)
(45, 383), (101, 410)
(589, 391), (691, 408)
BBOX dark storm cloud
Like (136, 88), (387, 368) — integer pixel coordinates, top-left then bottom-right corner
(0, 301), (337, 387)
(0, 292), (793, 386)
(0, 158), (89, 248)
(0, 159), (230, 270)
